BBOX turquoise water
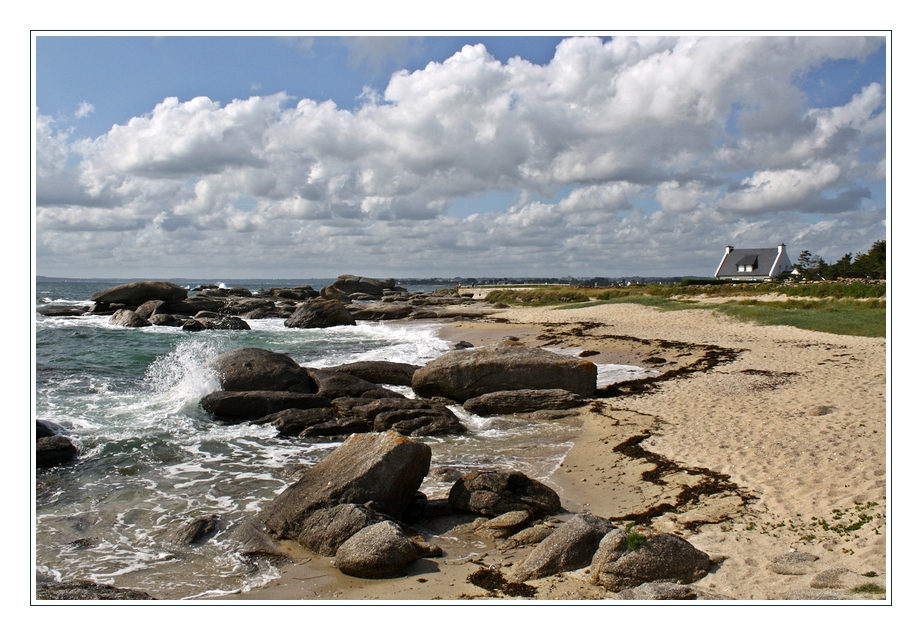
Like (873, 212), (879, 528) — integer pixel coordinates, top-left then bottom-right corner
(34, 280), (585, 599)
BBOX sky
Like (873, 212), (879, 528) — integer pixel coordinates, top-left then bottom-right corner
(33, 34), (888, 279)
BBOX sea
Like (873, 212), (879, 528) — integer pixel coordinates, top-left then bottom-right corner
(33, 278), (656, 600)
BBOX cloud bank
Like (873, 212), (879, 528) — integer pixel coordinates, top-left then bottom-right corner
(36, 35), (886, 278)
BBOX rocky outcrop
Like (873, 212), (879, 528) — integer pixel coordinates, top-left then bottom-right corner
(261, 430), (431, 539)
(412, 343), (597, 402)
(448, 470), (561, 517)
(200, 391), (331, 419)
(285, 298), (356, 329)
(333, 521), (421, 578)
(509, 513), (612, 582)
(91, 281), (187, 305)
(326, 361), (421, 386)
(212, 348), (316, 393)
(462, 389), (587, 415)
(589, 531), (711, 592)
(109, 309), (151, 328)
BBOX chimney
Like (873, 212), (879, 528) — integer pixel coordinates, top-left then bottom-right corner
(778, 243), (786, 255)
(726, 245), (734, 254)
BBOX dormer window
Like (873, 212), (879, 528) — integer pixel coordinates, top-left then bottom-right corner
(735, 255), (758, 273)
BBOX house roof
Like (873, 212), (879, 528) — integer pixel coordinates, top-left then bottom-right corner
(716, 247), (792, 278)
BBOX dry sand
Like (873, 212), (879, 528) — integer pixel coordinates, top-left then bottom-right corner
(228, 303), (888, 603)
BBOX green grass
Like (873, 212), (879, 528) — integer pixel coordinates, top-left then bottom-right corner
(713, 298), (885, 338)
(483, 282), (886, 337)
(483, 287), (591, 306)
(567, 295), (693, 311)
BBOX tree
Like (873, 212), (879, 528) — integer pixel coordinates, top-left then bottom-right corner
(852, 240), (886, 279)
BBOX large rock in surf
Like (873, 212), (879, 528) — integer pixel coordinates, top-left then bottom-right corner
(212, 348), (316, 393)
(509, 513), (612, 582)
(588, 531), (712, 592)
(463, 389), (587, 415)
(261, 430), (431, 539)
(448, 469), (561, 517)
(200, 391), (331, 419)
(91, 281), (187, 305)
(412, 343), (597, 402)
(284, 298), (356, 329)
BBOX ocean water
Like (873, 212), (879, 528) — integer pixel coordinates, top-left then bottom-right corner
(34, 280), (652, 600)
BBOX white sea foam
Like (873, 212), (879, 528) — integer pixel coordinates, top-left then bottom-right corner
(144, 339), (222, 410)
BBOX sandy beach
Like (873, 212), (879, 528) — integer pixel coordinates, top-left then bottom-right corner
(228, 302), (888, 602)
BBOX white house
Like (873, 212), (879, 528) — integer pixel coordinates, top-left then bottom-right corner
(714, 244), (794, 281)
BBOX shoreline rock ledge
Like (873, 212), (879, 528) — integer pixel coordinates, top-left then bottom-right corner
(411, 342), (598, 402)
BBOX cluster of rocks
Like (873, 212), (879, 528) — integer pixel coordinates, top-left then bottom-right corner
(39, 275), (501, 331)
(223, 426), (714, 591)
(197, 342), (596, 439)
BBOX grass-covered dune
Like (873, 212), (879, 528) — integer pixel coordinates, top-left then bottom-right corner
(483, 281), (886, 338)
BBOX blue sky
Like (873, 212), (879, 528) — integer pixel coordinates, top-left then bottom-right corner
(34, 34), (887, 279)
